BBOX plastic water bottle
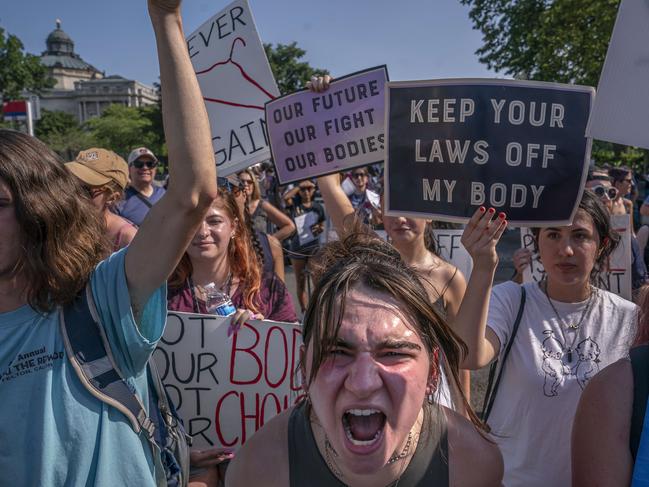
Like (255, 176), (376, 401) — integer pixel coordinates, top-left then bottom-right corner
(204, 283), (236, 317)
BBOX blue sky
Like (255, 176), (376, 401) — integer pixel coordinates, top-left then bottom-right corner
(2, 0), (496, 87)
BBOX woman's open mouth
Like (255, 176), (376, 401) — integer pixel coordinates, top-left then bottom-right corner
(342, 408), (386, 447)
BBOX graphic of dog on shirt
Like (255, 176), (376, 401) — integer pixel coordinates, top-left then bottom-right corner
(541, 330), (601, 397)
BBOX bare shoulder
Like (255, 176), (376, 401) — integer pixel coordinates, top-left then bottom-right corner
(445, 407), (503, 487)
(225, 407), (291, 487)
(576, 357), (632, 425)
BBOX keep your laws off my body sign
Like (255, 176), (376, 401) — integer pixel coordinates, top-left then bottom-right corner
(265, 66), (388, 184)
(153, 312), (302, 449)
(385, 80), (595, 226)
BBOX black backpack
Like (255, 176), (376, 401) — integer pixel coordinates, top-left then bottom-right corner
(61, 284), (191, 487)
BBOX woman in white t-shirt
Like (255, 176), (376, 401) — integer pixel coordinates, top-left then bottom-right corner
(455, 190), (638, 487)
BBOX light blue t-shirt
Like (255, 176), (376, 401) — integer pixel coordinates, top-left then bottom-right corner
(0, 248), (167, 486)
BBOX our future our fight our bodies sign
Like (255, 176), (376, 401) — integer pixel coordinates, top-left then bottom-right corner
(384, 79), (595, 226)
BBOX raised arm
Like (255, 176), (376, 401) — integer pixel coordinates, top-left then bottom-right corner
(125, 0), (218, 313)
(261, 200), (295, 241)
(317, 172), (355, 235)
(454, 208), (507, 369)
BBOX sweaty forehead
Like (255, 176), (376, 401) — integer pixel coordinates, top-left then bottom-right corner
(336, 286), (421, 344)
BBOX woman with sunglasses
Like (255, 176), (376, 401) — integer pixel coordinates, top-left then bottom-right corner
(455, 191), (637, 486)
(238, 167), (295, 242)
(115, 147), (165, 226)
(609, 167), (635, 220)
(65, 148), (137, 251)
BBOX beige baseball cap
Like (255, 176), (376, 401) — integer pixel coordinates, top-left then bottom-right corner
(66, 148), (129, 190)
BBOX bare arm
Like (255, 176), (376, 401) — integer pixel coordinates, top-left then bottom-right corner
(125, 0), (217, 314)
(317, 172), (356, 235)
(262, 200), (295, 242)
(268, 234), (285, 282)
(453, 208), (507, 370)
(572, 359), (633, 487)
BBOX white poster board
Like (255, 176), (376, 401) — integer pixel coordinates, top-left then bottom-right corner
(294, 211), (319, 246)
(520, 214), (632, 299)
(153, 312), (302, 449)
(586, 0), (649, 150)
(432, 229), (473, 280)
(187, 0), (280, 176)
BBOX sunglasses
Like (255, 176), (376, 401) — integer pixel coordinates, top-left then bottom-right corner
(351, 172), (367, 179)
(591, 185), (618, 200)
(240, 179), (254, 186)
(131, 159), (158, 169)
(299, 186), (315, 192)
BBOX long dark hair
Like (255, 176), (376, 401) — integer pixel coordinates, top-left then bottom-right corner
(0, 129), (110, 312)
(531, 189), (620, 276)
(303, 220), (486, 432)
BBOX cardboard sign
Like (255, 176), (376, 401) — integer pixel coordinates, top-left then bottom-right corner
(432, 229), (473, 280)
(187, 0), (280, 176)
(384, 79), (594, 226)
(520, 214), (632, 299)
(153, 312), (302, 449)
(265, 66), (388, 184)
(586, 0), (649, 150)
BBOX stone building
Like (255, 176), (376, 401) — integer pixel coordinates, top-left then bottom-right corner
(35, 20), (158, 122)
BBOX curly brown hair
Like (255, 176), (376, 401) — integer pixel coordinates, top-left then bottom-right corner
(169, 187), (262, 313)
(0, 130), (110, 312)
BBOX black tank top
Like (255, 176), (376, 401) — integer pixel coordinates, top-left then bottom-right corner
(287, 402), (449, 487)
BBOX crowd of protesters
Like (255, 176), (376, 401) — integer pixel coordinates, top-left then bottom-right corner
(2, 2), (649, 487)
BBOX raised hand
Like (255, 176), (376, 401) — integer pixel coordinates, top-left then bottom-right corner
(512, 248), (533, 275)
(307, 75), (332, 93)
(148, 0), (181, 15)
(461, 207), (507, 270)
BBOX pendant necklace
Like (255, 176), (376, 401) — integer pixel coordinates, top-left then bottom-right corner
(542, 280), (595, 363)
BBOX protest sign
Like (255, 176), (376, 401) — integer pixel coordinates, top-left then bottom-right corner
(432, 229), (473, 280)
(520, 214), (632, 299)
(187, 0), (280, 176)
(586, 0), (649, 150)
(294, 211), (320, 246)
(153, 312), (302, 449)
(265, 66), (388, 184)
(384, 79), (594, 226)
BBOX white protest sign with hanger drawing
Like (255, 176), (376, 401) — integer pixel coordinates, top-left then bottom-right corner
(153, 312), (303, 450)
(187, 0), (279, 176)
(519, 214), (632, 300)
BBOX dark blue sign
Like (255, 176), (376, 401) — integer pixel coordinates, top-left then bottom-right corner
(385, 80), (595, 225)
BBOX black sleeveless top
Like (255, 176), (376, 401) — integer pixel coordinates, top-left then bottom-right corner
(287, 403), (449, 486)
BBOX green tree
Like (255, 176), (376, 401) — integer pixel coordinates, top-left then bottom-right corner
(0, 27), (55, 101)
(460, 0), (619, 87)
(35, 109), (95, 160)
(264, 42), (328, 95)
(85, 104), (157, 157)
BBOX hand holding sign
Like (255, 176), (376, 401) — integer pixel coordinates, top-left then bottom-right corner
(148, 0), (181, 13)
(461, 207), (508, 270)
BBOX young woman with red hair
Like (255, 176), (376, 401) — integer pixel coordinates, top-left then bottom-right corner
(167, 186), (297, 323)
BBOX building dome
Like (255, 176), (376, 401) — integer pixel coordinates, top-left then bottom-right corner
(45, 20), (74, 55)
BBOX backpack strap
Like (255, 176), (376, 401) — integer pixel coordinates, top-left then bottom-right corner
(481, 286), (527, 422)
(630, 344), (649, 460)
(60, 283), (156, 440)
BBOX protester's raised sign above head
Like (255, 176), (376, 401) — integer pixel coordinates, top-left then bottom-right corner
(154, 312), (302, 450)
(187, 0), (279, 176)
(265, 66), (388, 185)
(384, 79), (595, 226)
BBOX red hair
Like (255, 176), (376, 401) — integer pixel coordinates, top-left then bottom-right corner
(169, 187), (262, 313)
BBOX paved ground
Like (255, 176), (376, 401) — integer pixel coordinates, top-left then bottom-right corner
(282, 228), (521, 414)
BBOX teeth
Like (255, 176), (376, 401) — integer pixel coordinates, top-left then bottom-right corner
(345, 408), (380, 416)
